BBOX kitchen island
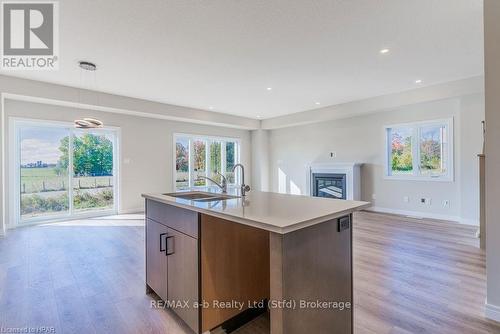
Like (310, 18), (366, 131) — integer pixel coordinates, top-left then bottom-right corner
(142, 190), (369, 334)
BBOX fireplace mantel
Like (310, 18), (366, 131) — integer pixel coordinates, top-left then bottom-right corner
(307, 163), (363, 200)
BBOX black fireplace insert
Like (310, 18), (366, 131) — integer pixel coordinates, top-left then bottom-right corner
(311, 173), (347, 199)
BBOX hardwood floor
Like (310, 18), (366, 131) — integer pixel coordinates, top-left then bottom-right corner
(0, 212), (498, 333)
(353, 212), (498, 334)
(0, 215), (194, 334)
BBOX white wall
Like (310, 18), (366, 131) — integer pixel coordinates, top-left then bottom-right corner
(0, 75), (259, 130)
(0, 99), (251, 231)
(268, 94), (484, 223)
(251, 129), (270, 191)
(460, 94), (485, 224)
(485, 0), (500, 322)
(262, 76), (483, 129)
(0, 74), (257, 235)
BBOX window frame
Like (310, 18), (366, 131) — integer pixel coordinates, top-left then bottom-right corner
(8, 117), (120, 227)
(384, 118), (454, 182)
(173, 133), (241, 190)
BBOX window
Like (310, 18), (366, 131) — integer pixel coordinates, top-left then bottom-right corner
(12, 119), (119, 224)
(72, 129), (116, 213)
(19, 125), (70, 220)
(385, 119), (453, 181)
(174, 134), (240, 190)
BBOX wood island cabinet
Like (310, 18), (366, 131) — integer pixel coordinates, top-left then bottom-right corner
(144, 194), (358, 334)
(145, 200), (200, 333)
(145, 199), (269, 334)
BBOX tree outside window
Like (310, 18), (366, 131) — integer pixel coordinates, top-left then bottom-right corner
(390, 128), (413, 174)
(193, 140), (206, 186)
(175, 135), (240, 189)
(175, 138), (189, 189)
(209, 141), (222, 182)
(386, 119), (452, 180)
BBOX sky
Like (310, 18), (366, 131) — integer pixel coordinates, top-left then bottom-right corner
(19, 126), (115, 166)
(20, 126), (68, 165)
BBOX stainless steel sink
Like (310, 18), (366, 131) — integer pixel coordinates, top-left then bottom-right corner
(191, 196), (238, 202)
(163, 191), (240, 201)
(164, 192), (215, 200)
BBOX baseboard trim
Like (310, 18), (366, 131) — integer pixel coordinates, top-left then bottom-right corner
(486, 303), (500, 323)
(460, 218), (480, 226)
(118, 208), (144, 215)
(365, 206), (479, 226)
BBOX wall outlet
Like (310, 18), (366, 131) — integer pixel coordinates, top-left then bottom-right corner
(420, 198), (432, 206)
(372, 194), (377, 200)
(443, 200), (450, 208)
(330, 152), (337, 158)
(403, 196), (410, 203)
(123, 158), (131, 164)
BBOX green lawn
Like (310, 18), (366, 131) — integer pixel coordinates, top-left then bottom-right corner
(20, 167), (114, 218)
(21, 167), (113, 194)
(21, 167), (63, 178)
(21, 167), (66, 193)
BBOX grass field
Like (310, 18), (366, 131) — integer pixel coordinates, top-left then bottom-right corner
(21, 167), (66, 193)
(20, 167), (114, 219)
(21, 167), (113, 194)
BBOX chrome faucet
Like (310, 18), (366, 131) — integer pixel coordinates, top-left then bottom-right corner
(232, 163), (251, 196)
(196, 171), (227, 193)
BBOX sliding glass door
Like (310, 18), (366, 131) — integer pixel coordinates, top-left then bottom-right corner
(72, 130), (115, 213)
(19, 125), (70, 220)
(15, 120), (118, 224)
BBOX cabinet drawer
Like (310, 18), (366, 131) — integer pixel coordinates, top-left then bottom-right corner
(146, 199), (199, 238)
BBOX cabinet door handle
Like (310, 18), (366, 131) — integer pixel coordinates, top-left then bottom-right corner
(165, 235), (175, 256)
(159, 233), (167, 252)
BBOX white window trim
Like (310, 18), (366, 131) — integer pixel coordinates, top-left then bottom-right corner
(173, 133), (241, 190)
(384, 118), (454, 182)
(8, 117), (120, 227)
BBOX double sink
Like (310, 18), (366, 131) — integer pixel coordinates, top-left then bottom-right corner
(163, 191), (240, 202)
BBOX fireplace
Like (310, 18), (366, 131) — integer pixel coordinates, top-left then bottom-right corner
(312, 173), (347, 199)
(308, 163), (362, 201)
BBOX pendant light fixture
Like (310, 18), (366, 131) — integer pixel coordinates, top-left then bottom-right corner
(74, 60), (104, 129)
(74, 118), (104, 129)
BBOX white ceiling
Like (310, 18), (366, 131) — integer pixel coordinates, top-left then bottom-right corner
(1, 0), (484, 119)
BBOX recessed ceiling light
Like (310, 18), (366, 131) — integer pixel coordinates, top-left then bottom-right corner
(256, 115), (262, 119)
(267, 87), (272, 91)
(415, 79), (423, 84)
(315, 102), (321, 105)
(209, 106), (214, 110)
(379, 48), (390, 54)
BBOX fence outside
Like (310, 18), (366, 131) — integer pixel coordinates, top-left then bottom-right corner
(21, 175), (114, 194)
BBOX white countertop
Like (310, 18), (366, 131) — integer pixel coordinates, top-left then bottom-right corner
(142, 189), (370, 234)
